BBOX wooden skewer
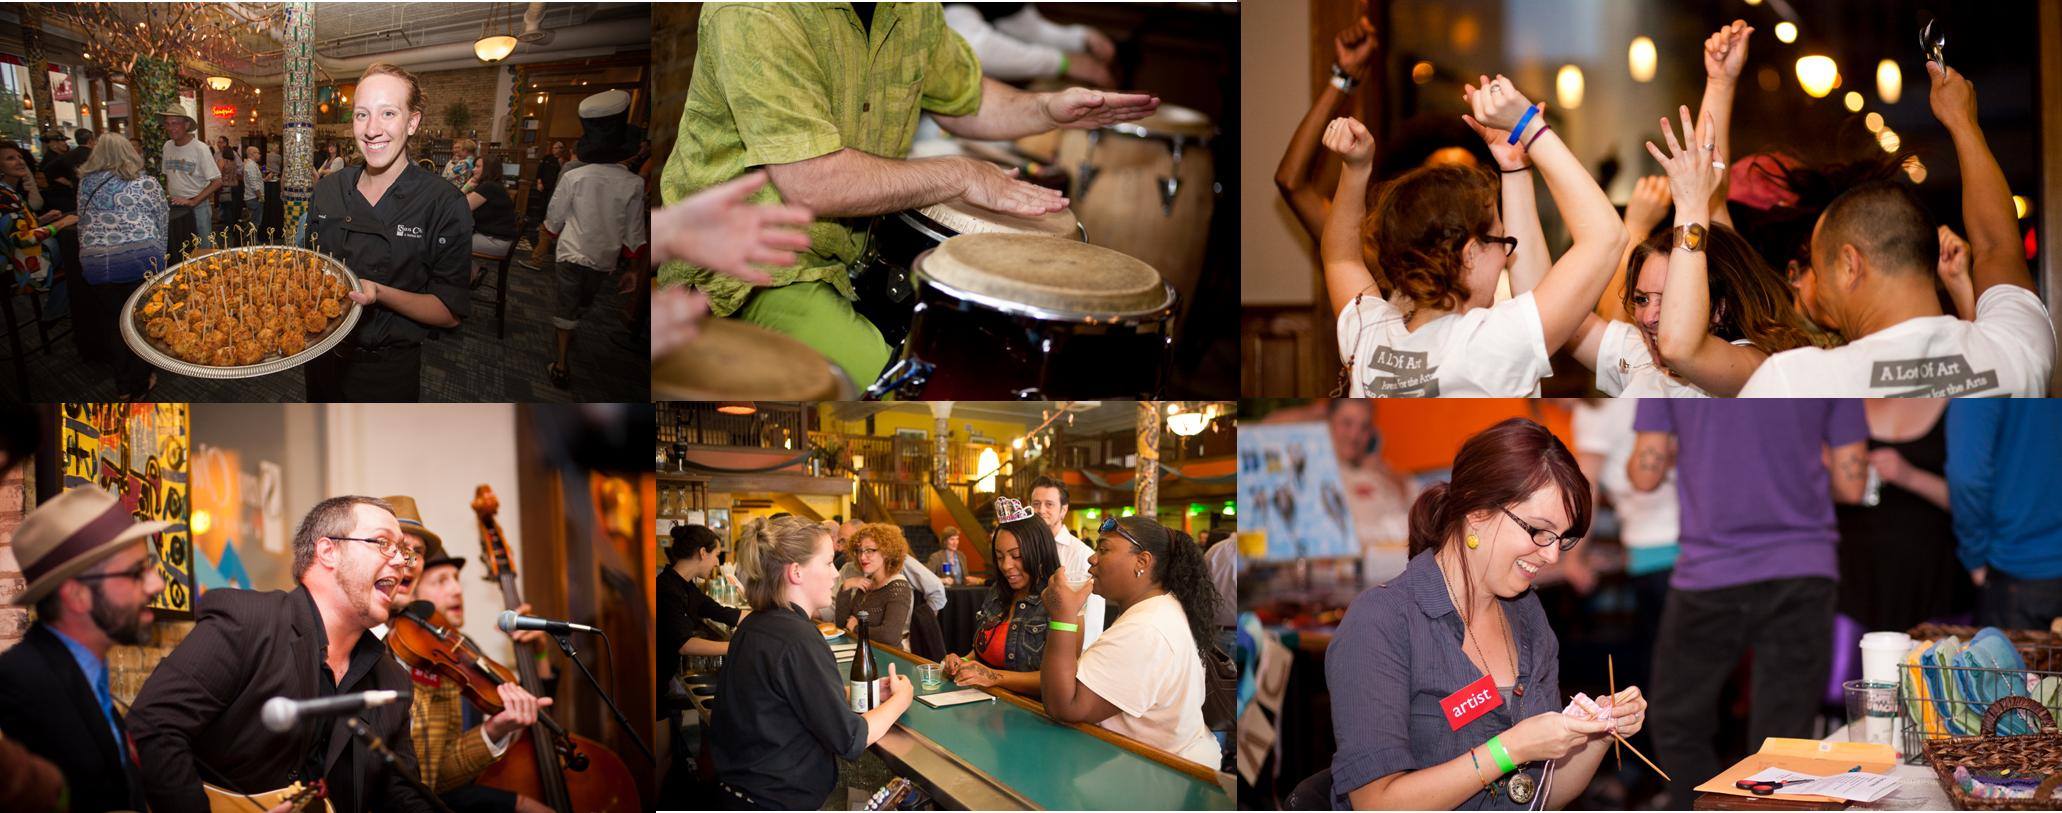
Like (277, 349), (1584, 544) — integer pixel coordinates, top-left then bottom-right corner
(1609, 655), (1622, 771)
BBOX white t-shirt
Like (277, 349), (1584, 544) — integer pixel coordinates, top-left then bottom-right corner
(1075, 593), (1219, 767)
(1336, 290), (1551, 397)
(1739, 286), (2055, 397)
(1053, 526), (1106, 650)
(160, 138), (221, 202)
(1570, 399), (1679, 549)
(1593, 319), (1752, 398)
(544, 162), (649, 270)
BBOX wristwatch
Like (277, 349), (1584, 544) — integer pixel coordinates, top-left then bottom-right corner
(1673, 223), (1708, 252)
(1330, 63), (1360, 92)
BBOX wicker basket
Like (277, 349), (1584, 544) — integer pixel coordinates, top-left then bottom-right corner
(1908, 624), (2062, 673)
(1922, 696), (2062, 810)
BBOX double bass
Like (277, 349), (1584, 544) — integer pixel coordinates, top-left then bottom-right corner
(388, 485), (637, 812)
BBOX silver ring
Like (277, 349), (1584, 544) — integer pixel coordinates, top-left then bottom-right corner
(1703, 142), (1714, 152)
(1490, 83), (1501, 93)
(1713, 160), (1727, 170)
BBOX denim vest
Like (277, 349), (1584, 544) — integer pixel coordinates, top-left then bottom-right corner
(972, 590), (1051, 671)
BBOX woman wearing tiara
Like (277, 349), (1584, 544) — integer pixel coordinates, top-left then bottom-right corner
(942, 496), (1061, 696)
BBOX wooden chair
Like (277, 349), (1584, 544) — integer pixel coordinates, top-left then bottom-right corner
(470, 215), (526, 339)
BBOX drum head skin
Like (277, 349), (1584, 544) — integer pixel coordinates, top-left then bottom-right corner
(1122, 104), (1215, 139)
(652, 318), (842, 399)
(917, 198), (1080, 238)
(920, 233), (1171, 317)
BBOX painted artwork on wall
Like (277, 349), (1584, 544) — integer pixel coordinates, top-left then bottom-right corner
(190, 444), (291, 593)
(59, 403), (194, 616)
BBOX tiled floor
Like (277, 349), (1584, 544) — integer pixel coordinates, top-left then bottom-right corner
(3, 238), (648, 403)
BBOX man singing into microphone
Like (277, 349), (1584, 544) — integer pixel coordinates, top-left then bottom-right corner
(129, 496), (440, 813)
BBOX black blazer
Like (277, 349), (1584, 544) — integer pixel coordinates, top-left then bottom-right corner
(126, 585), (437, 813)
(0, 623), (144, 812)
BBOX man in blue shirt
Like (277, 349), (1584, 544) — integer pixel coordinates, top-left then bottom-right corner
(1946, 400), (2062, 629)
(0, 487), (170, 813)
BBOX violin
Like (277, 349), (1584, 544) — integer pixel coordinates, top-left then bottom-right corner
(385, 485), (638, 813)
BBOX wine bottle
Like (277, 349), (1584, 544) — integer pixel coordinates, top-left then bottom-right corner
(849, 610), (877, 713)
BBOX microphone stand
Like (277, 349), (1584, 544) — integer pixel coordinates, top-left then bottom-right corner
(550, 631), (658, 766)
(344, 718), (455, 813)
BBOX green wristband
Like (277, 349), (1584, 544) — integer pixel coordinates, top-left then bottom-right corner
(1486, 735), (1517, 774)
(1057, 53), (1070, 79)
(1048, 620), (1080, 632)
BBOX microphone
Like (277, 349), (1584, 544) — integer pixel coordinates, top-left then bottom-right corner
(498, 610), (600, 636)
(261, 691), (401, 733)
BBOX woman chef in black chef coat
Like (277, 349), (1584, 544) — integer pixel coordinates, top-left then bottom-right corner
(305, 61), (471, 401)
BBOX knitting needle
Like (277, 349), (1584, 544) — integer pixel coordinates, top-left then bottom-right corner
(1612, 732), (1671, 783)
(1609, 655), (1622, 771)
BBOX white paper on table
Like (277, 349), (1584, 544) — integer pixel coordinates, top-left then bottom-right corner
(1742, 768), (1902, 803)
(917, 688), (996, 708)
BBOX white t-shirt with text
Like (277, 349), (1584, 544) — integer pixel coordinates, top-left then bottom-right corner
(1738, 286), (2054, 397)
(1337, 290), (1551, 397)
(160, 138), (221, 202)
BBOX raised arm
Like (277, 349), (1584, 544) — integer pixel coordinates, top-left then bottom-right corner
(1648, 105), (1769, 396)
(1275, 17), (1378, 242)
(1825, 440), (1869, 505)
(1627, 431), (1675, 493)
(1696, 20), (1752, 229)
(763, 149), (1066, 219)
(1460, 96), (1548, 295)
(1466, 75), (1628, 353)
(1936, 225), (1977, 320)
(933, 77), (1159, 141)
(1926, 60), (2037, 298)
(1318, 117), (1382, 318)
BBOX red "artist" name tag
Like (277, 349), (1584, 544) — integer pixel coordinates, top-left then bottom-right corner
(1440, 673), (1502, 731)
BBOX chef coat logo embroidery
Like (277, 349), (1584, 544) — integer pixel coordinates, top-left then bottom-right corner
(395, 225), (424, 239)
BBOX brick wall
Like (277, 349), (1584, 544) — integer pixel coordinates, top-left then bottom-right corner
(191, 65), (507, 160)
(0, 464), (26, 655)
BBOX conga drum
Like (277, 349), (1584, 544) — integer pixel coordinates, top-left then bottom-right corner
(652, 318), (856, 399)
(869, 232), (1175, 400)
(1048, 104), (1216, 335)
(852, 199), (1083, 349)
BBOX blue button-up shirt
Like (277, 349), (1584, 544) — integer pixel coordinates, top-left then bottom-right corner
(1326, 550), (1562, 810)
(48, 625), (124, 751)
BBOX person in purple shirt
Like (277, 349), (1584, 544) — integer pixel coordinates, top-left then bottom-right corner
(1629, 400), (1868, 806)
(1325, 418), (1644, 810)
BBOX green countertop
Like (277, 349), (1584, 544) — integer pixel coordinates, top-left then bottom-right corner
(837, 639), (1232, 810)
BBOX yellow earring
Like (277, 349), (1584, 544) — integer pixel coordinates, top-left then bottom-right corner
(1465, 534), (1480, 550)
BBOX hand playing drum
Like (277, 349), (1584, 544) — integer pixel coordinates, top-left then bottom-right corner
(957, 160), (1070, 218)
(1043, 88), (1161, 130)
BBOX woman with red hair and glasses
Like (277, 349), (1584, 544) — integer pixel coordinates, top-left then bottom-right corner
(1322, 418), (1647, 810)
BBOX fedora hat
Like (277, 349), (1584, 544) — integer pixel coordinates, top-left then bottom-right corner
(13, 488), (171, 606)
(155, 106), (195, 123)
(383, 495), (464, 571)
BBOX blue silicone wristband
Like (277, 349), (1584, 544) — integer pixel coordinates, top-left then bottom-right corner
(1508, 106), (1539, 145)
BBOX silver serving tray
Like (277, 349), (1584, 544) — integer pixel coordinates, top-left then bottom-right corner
(120, 245), (364, 379)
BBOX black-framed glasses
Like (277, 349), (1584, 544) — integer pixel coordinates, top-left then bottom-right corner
(1499, 507), (1581, 552)
(1479, 234), (1519, 257)
(332, 536), (422, 566)
(75, 556), (155, 583)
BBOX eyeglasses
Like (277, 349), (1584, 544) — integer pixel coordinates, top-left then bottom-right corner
(332, 536), (422, 565)
(76, 556), (155, 584)
(1498, 507), (1581, 552)
(1479, 234), (1519, 257)
(854, 546), (881, 556)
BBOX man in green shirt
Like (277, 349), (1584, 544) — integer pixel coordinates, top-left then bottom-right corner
(659, 1), (1159, 386)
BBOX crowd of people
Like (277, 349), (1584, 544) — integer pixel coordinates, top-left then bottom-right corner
(663, 476), (1235, 810)
(1277, 17), (2054, 398)
(3, 59), (648, 401)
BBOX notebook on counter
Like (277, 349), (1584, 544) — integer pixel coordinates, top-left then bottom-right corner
(917, 688), (996, 708)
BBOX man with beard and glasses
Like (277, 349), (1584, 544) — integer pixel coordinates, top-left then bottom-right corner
(0, 487), (170, 813)
(128, 496), (440, 813)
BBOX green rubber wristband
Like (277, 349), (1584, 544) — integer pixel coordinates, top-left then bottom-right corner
(1486, 735), (1517, 774)
(1048, 620), (1080, 632)
(1057, 53), (1070, 79)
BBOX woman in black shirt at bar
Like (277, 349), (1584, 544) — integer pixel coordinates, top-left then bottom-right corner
(711, 515), (914, 810)
(659, 524), (744, 688)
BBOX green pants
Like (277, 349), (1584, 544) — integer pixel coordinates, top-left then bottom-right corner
(734, 281), (891, 389)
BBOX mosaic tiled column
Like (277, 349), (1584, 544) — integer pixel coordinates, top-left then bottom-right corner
(21, 10), (56, 135)
(133, 56), (178, 176)
(0, 465), (30, 656)
(504, 65), (524, 146)
(282, 0), (316, 245)
(1135, 401), (1160, 519)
